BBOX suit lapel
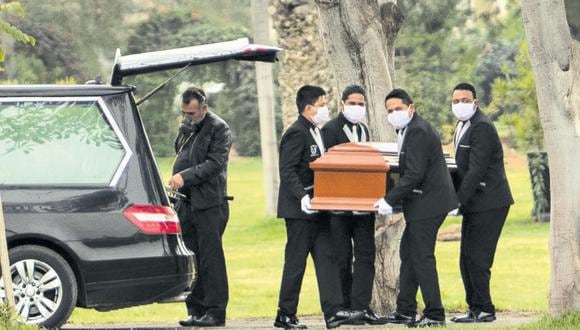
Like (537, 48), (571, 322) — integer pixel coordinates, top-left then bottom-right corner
(298, 115), (323, 157)
(455, 121), (471, 153)
(400, 114), (418, 152)
(398, 114), (420, 174)
(456, 109), (482, 147)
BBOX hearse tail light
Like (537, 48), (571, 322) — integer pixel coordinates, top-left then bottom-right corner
(123, 205), (181, 235)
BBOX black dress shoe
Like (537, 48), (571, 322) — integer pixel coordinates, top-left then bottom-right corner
(360, 308), (389, 325)
(325, 310), (364, 329)
(385, 311), (416, 325)
(179, 315), (196, 327)
(474, 311), (496, 322)
(451, 310), (495, 323)
(450, 310), (475, 323)
(340, 317), (365, 326)
(408, 315), (445, 328)
(179, 313), (225, 327)
(274, 313), (308, 329)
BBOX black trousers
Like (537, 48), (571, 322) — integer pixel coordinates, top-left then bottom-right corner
(278, 218), (343, 318)
(460, 206), (509, 314)
(397, 215), (445, 321)
(329, 214), (376, 310)
(179, 203), (229, 319)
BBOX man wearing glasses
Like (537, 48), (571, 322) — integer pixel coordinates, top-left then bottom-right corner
(169, 87), (232, 327)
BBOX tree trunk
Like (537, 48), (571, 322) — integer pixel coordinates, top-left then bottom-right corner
(522, 0), (580, 314)
(313, 0), (415, 313)
(252, 0), (280, 216)
(271, 0), (338, 129)
(372, 214), (406, 312)
(313, 0), (394, 142)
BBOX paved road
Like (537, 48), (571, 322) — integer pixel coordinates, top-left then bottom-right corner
(63, 312), (540, 329)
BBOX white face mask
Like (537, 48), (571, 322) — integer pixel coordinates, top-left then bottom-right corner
(452, 102), (476, 121)
(387, 108), (413, 129)
(312, 106), (330, 126)
(342, 105), (366, 124)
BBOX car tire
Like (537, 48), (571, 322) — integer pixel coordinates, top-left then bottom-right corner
(5, 245), (77, 328)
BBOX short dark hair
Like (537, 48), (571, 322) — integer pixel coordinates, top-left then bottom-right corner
(296, 85), (326, 114)
(182, 87), (207, 105)
(385, 88), (413, 106)
(453, 82), (477, 99)
(341, 85), (366, 101)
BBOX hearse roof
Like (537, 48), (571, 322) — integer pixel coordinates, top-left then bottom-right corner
(0, 85), (134, 97)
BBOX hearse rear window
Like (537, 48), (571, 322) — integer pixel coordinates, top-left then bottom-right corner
(0, 97), (132, 186)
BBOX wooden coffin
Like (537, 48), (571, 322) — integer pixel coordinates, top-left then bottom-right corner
(309, 142), (457, 211)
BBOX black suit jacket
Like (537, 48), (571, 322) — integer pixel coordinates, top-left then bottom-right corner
(173, 111), (232, 210)
(454, 109), (513, 213)
(321, 112), (370, 149)
(277, 116), (325, 220)
(385, 114), (458, 221)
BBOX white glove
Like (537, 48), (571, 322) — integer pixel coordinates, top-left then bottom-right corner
(301, 195), (317, 214)
(373, 198), (393, 216)
(448, 208), (461, 216)
(352, 211), (370, 215)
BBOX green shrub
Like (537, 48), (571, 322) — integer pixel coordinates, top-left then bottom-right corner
(0, 304), (38, 330)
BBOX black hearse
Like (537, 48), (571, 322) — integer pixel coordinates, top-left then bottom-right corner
(0, 38), (280, 328)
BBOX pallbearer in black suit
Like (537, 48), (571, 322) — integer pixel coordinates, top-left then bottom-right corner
(321, 85), (387, 325)
(449, 83), (514, 324)
(274, 85), (363, 329)
(375, 89), (458, 328)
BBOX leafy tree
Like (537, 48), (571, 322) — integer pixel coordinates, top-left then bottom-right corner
(2, 0), (131, 82)
(0, 1), (35, 69)
(488, 41), (542, 151)
(483, 4), (543, 151)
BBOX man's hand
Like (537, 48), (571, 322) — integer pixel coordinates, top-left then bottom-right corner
(301, 195), (317, 214)
(169, 174), (185, 190)
(373, 198), (393, 216)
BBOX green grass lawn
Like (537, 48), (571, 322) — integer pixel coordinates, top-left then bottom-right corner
(68, 154), (550, 324)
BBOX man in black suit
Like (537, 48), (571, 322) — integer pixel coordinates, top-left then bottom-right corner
(449, 83), (513, 323)
(274, 85), (363, 329)
(170, 87), (231, 327)
(321, 85), (387, 325)
(375, 89), (458, 327)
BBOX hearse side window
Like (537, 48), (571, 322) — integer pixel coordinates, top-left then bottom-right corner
(0, 99), (129, 186)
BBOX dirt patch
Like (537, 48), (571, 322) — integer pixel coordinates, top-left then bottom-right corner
(503, 147), (528, 170)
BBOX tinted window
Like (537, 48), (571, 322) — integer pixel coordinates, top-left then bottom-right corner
(0, 99), (128, 186)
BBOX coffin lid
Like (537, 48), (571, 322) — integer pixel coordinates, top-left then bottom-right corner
(310, 143), (389, 171)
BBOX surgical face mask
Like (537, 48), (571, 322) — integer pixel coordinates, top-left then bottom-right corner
(452, 102), (476, 121)
(343, 105), (366, 124)
(312, 106), (330, 126)
(387, 108), (412, 129)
